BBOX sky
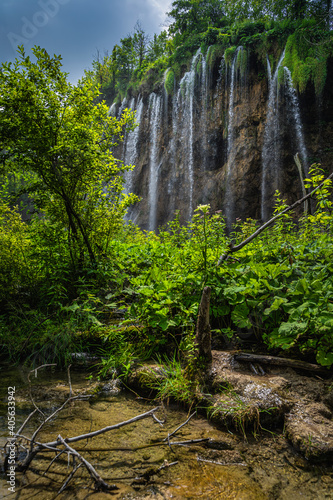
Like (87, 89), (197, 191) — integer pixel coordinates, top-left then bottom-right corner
(0, 0), (172, 83)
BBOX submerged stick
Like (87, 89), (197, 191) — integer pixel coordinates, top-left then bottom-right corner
(163, 411), (196, 442)
(57, 435), (118, 492)
(19, 406), (160, 471)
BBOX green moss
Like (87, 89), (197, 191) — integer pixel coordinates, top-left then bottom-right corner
(236, 48), (247, 76)
(164, 68), (175, 95)
(224, 46), (237, 66)
(196, 54), (203, 74)
(284, 28), (330, 95)
(207, 44), (226, 69)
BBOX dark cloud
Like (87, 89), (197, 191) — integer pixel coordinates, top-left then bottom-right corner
(0, 0), (171, 82)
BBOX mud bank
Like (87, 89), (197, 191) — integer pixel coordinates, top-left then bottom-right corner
(129, 350), (333, 463)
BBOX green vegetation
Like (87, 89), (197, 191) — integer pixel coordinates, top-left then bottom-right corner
(84, 0), (332, 106)
(284, 22), (330, 94)
(164, 68), (175, 95)
(1, 154), (333, 372)
(0, 1), (332, 402)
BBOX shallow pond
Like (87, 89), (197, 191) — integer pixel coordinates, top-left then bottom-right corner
(0, 365), (332, 499)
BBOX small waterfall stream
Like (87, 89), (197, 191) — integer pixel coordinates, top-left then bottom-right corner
(261, 51), (308, 221)
(148, 93), (162, 231)
(123, 96), (144, 196)
(224, 46), (243, 227)
(284, 67), (309, 176)
(261, 50), (285, 221)
(177, 48), (202, 219)
(200, 48), (210, 170)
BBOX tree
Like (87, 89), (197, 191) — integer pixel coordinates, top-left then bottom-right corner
(132, 21), (150, 69)
(223, 0), (333, 23)
(147, 31), (170, 62)
(167, 0), (226, 37)
(0, 46), (137, 267)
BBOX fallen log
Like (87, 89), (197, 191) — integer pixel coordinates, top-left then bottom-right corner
(234, 352), (330, 374)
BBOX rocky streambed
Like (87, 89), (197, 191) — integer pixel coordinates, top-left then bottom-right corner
(0, 353), (332, 499)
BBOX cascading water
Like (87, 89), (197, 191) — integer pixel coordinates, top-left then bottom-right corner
(148, 92), (162, 231)
(261, 50), (286, 221)
(215, 58), (225, 98)
(117, 97), (128, 118)
(118, 44), (317, 232)
(224, 46), (243, 227)
(123, 96), (144, 196)
(177, 48), (202, 218)
(284, 67), (308, 176)
(200, 48), (210, 170)
(108, 102), (117, 117)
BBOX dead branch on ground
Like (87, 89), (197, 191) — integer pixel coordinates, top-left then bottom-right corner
(4, 368), (212, 494)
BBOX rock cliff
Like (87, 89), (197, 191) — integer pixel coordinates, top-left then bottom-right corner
(115, 47), (333, 230)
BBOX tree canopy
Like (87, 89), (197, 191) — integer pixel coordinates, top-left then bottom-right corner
(167, 0), (332, 33)
(0, 46), (137, 266)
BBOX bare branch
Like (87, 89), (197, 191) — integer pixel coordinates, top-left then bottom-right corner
(217, 171), (333, 266)
(57, 435), (118, 491)
(16, 409), (39, 435)
(51, 406), (160, 447)
(19, 406), (160, 472)
(163, 411), (196, 441)
(56, 463), (83, 496)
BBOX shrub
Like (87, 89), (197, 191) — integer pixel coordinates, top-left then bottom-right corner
(0, 201), (31, 302)
(164, 68), (175, 95)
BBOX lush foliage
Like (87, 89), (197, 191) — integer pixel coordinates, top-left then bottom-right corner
(283, 21), (331, 94)
(1, 5), (333, 380)
(1, 166), (333, 372)
(0, 46), (138, 267)
(87, 4), (332, 107)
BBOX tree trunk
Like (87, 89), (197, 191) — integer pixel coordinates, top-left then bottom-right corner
(195, 286), (212, 363)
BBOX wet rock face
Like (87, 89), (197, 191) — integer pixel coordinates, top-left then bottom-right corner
(119, 53), (333, 230)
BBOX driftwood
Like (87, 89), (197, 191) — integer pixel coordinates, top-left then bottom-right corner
(235, 352), (330, 374)
(195, 286), (212, 362)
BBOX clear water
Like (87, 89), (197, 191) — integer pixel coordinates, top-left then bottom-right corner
(0, 365), (331, 499)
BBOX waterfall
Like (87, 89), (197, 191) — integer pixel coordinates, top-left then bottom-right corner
(168, 88), (180, 218)
(284, 67), (308, 176)
(224, 46), (243, 227)
(261, 50), (286, 221)
(215, 58), (225, 98)
(123, 96), (144, 196)
(201, 49), (209, 170)
(148, 93), (162, 231)
(180, 48), (202, 218)
(117, 97), (128, 118)
(108, 102), (117, 117)
(116, 44), (314, 232)
(171, 48), (201, 219)
(227, 47), (243, 157)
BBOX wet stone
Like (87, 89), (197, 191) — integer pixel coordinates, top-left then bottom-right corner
(285, 402), (333, 460)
